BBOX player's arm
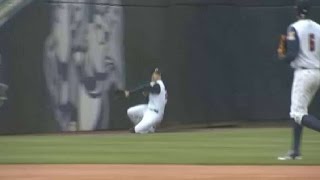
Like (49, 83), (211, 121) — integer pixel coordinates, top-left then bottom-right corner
(130, 83), (160, 95)
(128, 83), (149, 94)
(124, 83), (160, 98)
(144, 83), (161, 94)
(278, 27), (300, 63)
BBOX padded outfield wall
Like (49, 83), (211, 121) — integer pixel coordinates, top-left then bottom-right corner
(0, 0), (320, 133)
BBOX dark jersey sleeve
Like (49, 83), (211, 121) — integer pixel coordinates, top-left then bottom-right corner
(146, 83), (161, 94)
(129, 83), (161, 95)
(129, 83), (149, 95)
(282, 26), (300, 63)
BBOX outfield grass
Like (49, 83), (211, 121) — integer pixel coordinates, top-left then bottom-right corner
(0, 128), (319, 165)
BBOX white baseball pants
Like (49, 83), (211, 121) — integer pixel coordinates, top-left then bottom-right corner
(290, 69), (320, 124)
(127, 104), (163, 134)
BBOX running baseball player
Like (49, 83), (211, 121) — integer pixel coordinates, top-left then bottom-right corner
(124, 68), (167, 134)
(277, 0), (320, 160)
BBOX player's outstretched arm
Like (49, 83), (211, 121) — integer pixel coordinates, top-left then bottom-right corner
(121, 83), (150, 98)
(144, 84), (160, 94)
(126, 83), (160, 98)
(118, 81), (161, 98)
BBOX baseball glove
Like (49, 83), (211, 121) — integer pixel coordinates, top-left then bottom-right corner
(114, 89), (126, 97)
(277, 35), (287, 58)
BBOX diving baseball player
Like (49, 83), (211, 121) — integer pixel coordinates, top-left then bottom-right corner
(277, 0), (320, 160)
(124, 68), (167, 134)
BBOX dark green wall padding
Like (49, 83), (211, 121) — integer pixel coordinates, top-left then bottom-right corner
(2, 0), (320, 133)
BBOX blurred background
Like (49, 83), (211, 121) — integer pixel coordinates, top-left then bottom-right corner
(0, 0), (320, 134)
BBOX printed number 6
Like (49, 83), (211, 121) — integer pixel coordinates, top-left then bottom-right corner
(309, 33), (315, 52)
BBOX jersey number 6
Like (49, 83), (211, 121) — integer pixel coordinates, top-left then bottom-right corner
(309, 33), (315, 52)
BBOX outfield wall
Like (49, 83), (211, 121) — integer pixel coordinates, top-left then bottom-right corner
(1, 0), (320, 133)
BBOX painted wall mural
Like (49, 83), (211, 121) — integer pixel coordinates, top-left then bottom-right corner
(43, 0), (125, 131)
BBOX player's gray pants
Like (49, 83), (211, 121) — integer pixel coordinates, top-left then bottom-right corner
(290, 69), (320, 124)
(127, 104), (163, 134)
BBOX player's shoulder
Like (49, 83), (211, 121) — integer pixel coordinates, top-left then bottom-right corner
(291, 20), (320, 30)
(156, 79), (163, 84)
(156, 80), (165, 86)
(290, 20), (304, 29)
(311, 20), (320, 29)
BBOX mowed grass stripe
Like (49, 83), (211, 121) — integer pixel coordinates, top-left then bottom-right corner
(0, 128), (319, 165)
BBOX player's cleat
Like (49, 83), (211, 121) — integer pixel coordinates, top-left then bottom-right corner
(129, 127), (135, 133)
(278, 151), (302, 160)
(148, 126), (156, 133)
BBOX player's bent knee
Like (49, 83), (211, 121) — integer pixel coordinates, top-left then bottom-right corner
(127, 108), (134, 117)
(134, 127), (147, 134)
(290, 113), (304, 125)
(134, 124), (150, 134)
(127, 109), (136, 122)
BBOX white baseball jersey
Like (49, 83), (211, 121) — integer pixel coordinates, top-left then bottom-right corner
(290, 19), (320, 69)
(148, 80), (167, 114)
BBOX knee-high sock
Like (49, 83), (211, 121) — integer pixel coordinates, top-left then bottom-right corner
(292, 120), (303, 154)
(302, 115), (320, 132)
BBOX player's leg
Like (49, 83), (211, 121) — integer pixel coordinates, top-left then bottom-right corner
(290, 70), (320, 125)
(288, 70), (306, 158)
(291, 121), (303, 156)
(148, 126), (156, 133)
(127, 104), (148, 125)
(301, 115), (320, 132)
(278, 121), (304, 160)
(292, 70), (320, 132)
(280, 69), (320, 160)
(297, 71), (320, 132)
(134, 110), (162, 134)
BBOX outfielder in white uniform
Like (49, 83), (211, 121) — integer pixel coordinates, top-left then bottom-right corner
(124, 68), (167, 134)
(278, 0), (320, 160)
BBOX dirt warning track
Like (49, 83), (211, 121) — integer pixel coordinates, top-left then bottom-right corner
(0, 165), (319, 180)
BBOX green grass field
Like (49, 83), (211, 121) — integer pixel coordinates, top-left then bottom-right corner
(0, 128), (319, 165)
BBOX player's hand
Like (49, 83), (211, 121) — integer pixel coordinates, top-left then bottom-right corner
(124, 90), (130, 98)
(277, 46), (286, 59)
(142, 91), (149, 97)
(277, 35), (286, 60)
(278, 51), (285, 60)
